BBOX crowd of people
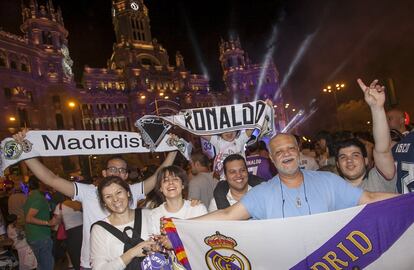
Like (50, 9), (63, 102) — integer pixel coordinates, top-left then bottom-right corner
(0, 78), (412, 269)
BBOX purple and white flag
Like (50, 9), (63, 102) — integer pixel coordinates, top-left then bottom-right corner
(167, 194), (414, 269)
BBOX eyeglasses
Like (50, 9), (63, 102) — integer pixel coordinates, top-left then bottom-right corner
(106, 167), (128, 175)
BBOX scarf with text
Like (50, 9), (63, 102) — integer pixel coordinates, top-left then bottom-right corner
(136, 100), (274, 138)
(0, 130), (191, 176)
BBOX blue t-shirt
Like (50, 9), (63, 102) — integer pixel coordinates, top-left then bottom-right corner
(392, 131), (414, 193)
(241, 170), (363, 219)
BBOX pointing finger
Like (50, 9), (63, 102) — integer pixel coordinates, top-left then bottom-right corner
(357, 78), (367, 91)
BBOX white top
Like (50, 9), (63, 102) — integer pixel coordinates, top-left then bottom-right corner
(208, 185), (251, 212)
(210, 130), (249, 180)
(7, 224), (29, 250)
(73, 182), (145, 268)
(53, 201), (83, 230)
(90, 209), (151, 270)
(148, 200), (207, 235)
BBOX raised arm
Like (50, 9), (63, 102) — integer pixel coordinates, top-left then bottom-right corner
(143, 151), (177, 195)
(358, 191), (398, 205)
(192, 201), (250, 221)
(357, 79), (395, 180)
(13, 131), (75, 198)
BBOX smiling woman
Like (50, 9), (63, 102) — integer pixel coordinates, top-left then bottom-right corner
(90, 176), (155, 270)
(148, 166), (207, 236)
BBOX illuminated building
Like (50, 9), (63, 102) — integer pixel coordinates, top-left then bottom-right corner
(0, 0), (284, 174)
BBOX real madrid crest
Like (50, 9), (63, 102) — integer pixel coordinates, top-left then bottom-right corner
(204, 231), (251, 270)
(2, 139), (32, 160)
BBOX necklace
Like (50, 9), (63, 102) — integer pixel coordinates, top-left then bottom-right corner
(279, 176), (312, 218)
(295, 190), (302, 208)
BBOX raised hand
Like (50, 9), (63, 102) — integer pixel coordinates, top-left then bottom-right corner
(12, 128), (29, 143)
(357, 78), (385, 109)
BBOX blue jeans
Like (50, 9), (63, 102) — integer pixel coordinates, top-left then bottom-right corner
(28, 238), (54, 270)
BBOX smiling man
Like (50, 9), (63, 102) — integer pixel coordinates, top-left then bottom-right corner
(194, 80), (398, 222)
(336, 79), (396, 193)
(208, 154), (262, 211)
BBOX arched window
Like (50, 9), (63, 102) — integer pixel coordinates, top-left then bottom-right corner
(21, 57), (30, 72)
(42, 31), (53, 45)
(55, 113), (64, 129)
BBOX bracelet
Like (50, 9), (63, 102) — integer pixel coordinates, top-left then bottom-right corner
(45, 220), (49, 226)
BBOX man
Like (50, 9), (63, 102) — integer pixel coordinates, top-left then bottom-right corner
(209, 154), (262, 212)
(393, 131), (414, 193)
(336, 79), (396, 193)
(8, 182), (27, 227)
(24, 176), (58, 270)
(194, 82), (398, 221)
(246, 141), (277, 180)
(188, 152), (218, 208)
(387, 108), (409, 135)
(13, 130), (177, 270)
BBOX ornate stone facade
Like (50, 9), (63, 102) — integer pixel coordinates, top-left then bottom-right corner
(0, 0), (284, 175)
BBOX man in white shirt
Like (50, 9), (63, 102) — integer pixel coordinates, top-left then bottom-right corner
(13, 130), (177, 269)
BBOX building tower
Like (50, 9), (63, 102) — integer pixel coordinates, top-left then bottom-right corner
(20, 0), (74, 82)
(112, 0), (152, 44)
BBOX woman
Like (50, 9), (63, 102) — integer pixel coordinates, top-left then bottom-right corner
(90, 176), (155, 270)
(6, 214), (37, 270)
(149, 165), (207, 235)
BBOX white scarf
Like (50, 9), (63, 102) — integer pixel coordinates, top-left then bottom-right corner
(0, 130), (191, 176)
(136, 100), (274, 137)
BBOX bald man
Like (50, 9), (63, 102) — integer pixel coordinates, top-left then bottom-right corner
(387, 109), (409, 135)
(195, 133), (397, 221)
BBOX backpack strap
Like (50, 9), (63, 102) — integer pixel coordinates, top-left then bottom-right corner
(92, 221), (126, 244)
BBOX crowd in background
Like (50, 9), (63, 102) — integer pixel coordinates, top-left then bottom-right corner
(0, 79), (412, 269)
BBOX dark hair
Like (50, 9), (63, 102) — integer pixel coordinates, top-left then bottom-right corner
(105, 155), (128, 170)
(246, 141), (259, 154)
(6, 214), (17, 225)
(316, 130), (335, 155)
(223, 154), (247, 175)
(258, 141), (268, 152)
(97, 176), (132, 209)
(28, 175), (40, 190)
(155, 165), (189, 201)
(335, 138), (367, 161)
(191, 152), (211, 168)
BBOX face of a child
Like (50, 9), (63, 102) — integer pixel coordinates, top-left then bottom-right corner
(221, 131), (237, 142)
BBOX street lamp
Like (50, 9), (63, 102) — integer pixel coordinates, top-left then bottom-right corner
(322, 82), (346, 129)
(67, 100), (77, 129)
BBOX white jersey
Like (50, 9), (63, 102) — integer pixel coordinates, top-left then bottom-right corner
(210, 131), (249, 180)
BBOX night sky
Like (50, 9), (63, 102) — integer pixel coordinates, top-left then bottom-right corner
(1, 0), (413, 134)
